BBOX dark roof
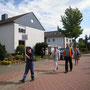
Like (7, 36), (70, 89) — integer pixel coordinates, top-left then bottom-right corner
(44, 31), (64, 38)
(0, 12), (30, 25)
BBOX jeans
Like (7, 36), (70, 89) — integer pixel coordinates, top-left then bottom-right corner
(65, 56), (73, 72)
(23, 63), (34, 80)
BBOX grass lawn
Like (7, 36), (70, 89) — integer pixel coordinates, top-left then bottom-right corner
(0, 65), (7, 67)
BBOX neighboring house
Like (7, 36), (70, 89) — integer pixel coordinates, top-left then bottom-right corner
(0, 12), (45, 53)
(45, 31), (72, 49)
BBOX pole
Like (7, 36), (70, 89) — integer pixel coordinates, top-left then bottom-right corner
(25, 40), (26, 62)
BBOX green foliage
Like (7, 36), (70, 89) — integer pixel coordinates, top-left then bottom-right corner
(5, 53), (13, 61)
(78, 36), (90, 53)
(59, 6), (83, 39)
(16, 45), (25, 55)
(34, 42), (48, 55)
(15, 55), (23, 60)
(0, 43), (7, 60)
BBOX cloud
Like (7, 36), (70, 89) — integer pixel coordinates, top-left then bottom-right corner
(78, 28), (90, 39)
(0, 0), (90, 38)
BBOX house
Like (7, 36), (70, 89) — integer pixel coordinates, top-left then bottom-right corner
(0, 12), (45, 53)
(44, 31), (72, 49)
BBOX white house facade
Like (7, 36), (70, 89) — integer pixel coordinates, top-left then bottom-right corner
(0, 12), (44, 53)
(45, 31), (72, 49)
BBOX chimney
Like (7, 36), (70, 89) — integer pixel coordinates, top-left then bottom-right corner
(1, 14), (8, 21)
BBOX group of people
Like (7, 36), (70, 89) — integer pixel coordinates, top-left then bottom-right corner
(20, 44), (80, 83)
(52, 44), (80, 73)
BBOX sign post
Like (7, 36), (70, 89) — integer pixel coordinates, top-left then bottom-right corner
(22, 34), (28, 61)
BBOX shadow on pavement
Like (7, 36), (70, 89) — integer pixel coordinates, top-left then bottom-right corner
(0, 81), (24, 85)
(35, 69), (64, 75)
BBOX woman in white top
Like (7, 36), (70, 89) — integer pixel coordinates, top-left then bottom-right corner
(52, 46), (60, 72)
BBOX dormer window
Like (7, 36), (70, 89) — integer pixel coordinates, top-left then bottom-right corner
(31, 19), (34, 23)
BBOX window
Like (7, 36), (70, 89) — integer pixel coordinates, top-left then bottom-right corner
(31, 19), (34, 23)
(19, 40), (25, 45)
(19, 28), (26, 33)
(48, 39), (50, 42)
(53, 39), (55, 42)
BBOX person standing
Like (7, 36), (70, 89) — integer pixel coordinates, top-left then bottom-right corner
(52, 46), (60, 72)
(20, 47), (35, 83)
(74, 48), (80, 65)
(63, 44), (73, 73)
(45, 48), (49, 61)
(41, 48), (44, 59)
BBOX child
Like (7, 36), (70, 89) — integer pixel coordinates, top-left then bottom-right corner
(20, 47), (35, 83)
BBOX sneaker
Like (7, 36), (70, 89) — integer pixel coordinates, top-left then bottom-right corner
(56, 67), (58, 70)
(19, 79), (25, 83)
(64, 71), (68, 74)
(53, 70), (56, 72)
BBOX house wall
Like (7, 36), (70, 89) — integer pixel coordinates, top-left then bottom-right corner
(46, 37), (65, 48)
(0, 23), (14, 53)
(65, 37), (72, 48)
(14, 23), (44, 50)
(14, 12), (45, 31)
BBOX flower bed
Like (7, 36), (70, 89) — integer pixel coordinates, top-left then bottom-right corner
(1, 60), (22, 65)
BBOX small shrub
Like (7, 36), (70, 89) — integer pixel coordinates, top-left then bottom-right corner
(0, 43), (7, 60)
(5, 53), (13, 61)
(16, 45), (25, 55)
(15, 55), (23, 60)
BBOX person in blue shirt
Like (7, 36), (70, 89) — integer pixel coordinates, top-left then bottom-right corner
(20, 47), (35, 83)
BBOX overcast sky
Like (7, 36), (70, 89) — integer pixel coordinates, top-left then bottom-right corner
(0, 0), (90, 40)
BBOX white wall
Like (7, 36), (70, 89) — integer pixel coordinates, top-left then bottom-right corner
(14, 24), (26, 50)
(26, 26), (44, 48)
(0, 23), (14, 53)
(46, 37), (65, 48)
(14, 23), (44, 49)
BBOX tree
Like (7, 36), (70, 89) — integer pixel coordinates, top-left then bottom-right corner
(85, 35), (88, 49)
(34, 42), (48, 55)
(58, 6), (83, 47)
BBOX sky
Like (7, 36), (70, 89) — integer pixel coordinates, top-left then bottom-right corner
(0, 0), (90, 40)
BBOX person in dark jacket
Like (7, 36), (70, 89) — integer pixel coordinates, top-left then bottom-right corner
(63, 44), (73, 73)
(20, 47), (35, 83)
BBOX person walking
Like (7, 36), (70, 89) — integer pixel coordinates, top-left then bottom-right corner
(52, 46), (60, 72)
(74, 48), (80, 65)
(41, 48), (44, 59)
(63, 44), (73, 73)
(45, 48), (49, 62)
(45, 48), (48, 59)
(20, 47), (35, 83)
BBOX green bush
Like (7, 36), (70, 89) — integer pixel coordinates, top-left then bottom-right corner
(16, 45), (25, 55)
(15, 55), (23, 60)
(34, 42), (48, 55)
(0, 43), (7, 60)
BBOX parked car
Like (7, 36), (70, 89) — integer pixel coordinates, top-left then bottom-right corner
(58, 48), (65, 60)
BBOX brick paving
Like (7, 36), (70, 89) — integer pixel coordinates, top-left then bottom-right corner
(0, 55), (90, 90)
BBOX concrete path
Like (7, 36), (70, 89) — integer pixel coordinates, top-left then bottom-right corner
(0, 54), (90, 90)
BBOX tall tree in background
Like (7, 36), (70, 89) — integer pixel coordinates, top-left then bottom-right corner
(58, 6), (83, 47)
(85, 35), (88, 50)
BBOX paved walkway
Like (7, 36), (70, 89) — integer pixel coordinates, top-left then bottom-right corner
(0, 54), (90, 90)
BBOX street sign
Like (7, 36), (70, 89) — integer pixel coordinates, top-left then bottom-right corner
(22, 34), (28, 40)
